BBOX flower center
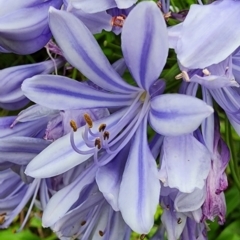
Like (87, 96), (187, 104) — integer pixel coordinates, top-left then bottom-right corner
(140, 91), (147, 102)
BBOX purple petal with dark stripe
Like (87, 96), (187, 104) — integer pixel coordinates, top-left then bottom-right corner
(121, 1), (168, 91)
(118, 115), (160, 234)
(42, 164), (97, 227)
(0, 137), (50, 165)
(149, 94), (213, 136)
(22, 75), (136, 110)
(49, 8), (138, 93)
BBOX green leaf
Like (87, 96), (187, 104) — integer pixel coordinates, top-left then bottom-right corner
(216, 220), (240, 240)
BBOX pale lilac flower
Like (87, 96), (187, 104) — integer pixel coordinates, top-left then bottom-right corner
(168, 0), (240, 69)
(22, 2), (213, 233)
(0, 0), (62, 54)
(0, 59), (64, 110)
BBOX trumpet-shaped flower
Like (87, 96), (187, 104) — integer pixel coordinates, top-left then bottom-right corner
(22, 1), (213, 233)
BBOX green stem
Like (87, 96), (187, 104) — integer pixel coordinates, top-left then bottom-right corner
(72, 68), (78, 80)
(225, 118), (240, 192)
(103, 41), (121, 51)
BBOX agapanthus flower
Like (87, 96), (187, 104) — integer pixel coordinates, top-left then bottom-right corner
(0, 59), (64, 110)
(0, 0), (62, 54)
(0, 100), (109, 231)
(168, 0), (240, 137)
(168, 0), (240, 69)
(21, 1), (213, 234)
(42, 163), (131, 239)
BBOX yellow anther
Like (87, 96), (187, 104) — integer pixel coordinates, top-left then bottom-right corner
(177, 218), (182, 224)
(98, 124), (106, 132)
(80, 220), (86, 226)
(0, 213), (6, 225)
(202, 68), (211, 76)
(103, 131), (110, 140)
(175, 71), (190, 82)
(95, 138), (101, 149)
(84, 114), (93, 128)
(70, 120), (78, 132)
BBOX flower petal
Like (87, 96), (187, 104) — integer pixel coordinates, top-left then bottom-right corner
(22, 75), (136, 110)
(70, 9), (112, 34)
(160, 134), (211, 193)
(0, 137), (50, 165)
(118, 115), (160, 234)
(25, 108), (129, 178)
(161, 209), (186, 240)
(42, 164), (97, 227)
(0, 59), (62, 110)
(71, 0), (116, 13)
(96, 144), (129, 211)
(49, 8), (138, 93)
(121, 1), (168, 91)
(191, 74), (239, 89)
(115, 0), (136, 9)
(149, 94), (214, 136)
(167, 23), (183, 49)
(0, 0), (62, 54)
(176, 1), (240, 68)
(174, 187), (206, 212)
(0, 116), (48, 138)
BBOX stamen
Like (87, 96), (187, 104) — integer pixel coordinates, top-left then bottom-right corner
(80, 220), (86, 226)
(70, 120), (78, 132)
(98, 124), (106, 132)
(95, 138), (101, 149)
(0, 213), (6, 225)
(99, 230), (104, 237)
(84, 114), (93, 128)
(111, 15), (126, 27)
(175, 71), (190, 82)
(17, 180), (41, 232)
(83, 125), (95, 148)
(70, 131), (95, 155)
(202, 68), (211, 76)
(103, 131), (110, 140)
(156, 2), (162, 9)
(164, 12), (171, 20)
(177, 218), (182, 224)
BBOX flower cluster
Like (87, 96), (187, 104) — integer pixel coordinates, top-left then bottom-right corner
(0, 0), (238, 239)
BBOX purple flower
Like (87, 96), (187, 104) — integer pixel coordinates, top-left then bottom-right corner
(202, 113), (229, 224)
(22, 2), (213, 233)
(0, 59), (64, 110)
(168, 0), (240, 69)
(0, 0), (62, 54)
